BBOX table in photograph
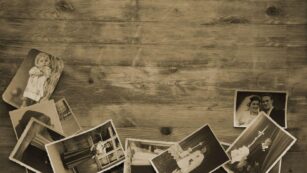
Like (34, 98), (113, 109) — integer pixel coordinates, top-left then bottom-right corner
(0, 0), (306, 172)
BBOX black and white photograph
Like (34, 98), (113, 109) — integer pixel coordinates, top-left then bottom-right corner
(213, 143), (281, 173)
(124, 138), (175, 173)
(9, 100), (63, 138)
(234, 90), (288, 128)
(55, 98), (82, 136)
(151, 125), (229, 173)
(9, 118), (65, 173)
(2, 49), (64, 108)
(46, 120), (125, 173)
(225, 113), (295, 173)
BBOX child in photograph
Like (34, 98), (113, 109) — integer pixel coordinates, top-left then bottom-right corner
(22, 52), (52, 106)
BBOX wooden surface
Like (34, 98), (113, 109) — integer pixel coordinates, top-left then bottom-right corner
(0, 0), (306, 172)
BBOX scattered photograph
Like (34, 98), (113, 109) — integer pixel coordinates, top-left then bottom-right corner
(213, 142), (281, 173)
(9, 118), (65, 173)
(225, 113), (295, 173)
(9, 100), (63, 138)
(124, 138), (175, 173)
(55, 98), (82, 136)
(2, 49), (64, 108)
(151, 125), (229, 173)
(46, 120), (125, 173)
(234, 90), (288, 128)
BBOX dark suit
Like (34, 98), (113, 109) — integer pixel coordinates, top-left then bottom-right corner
(268, 108), (285, 127)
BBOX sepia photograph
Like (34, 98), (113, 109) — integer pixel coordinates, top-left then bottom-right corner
(214, 142), (281, 173)
(55, 98), (82, 136)
(124, 138), (175, 173)
(2, 49), (64, 108)
(9, 100), (63, 138)
(151, 124), (229, 173)
(46, 120), (125, 173)
(234, 90), (288, 128)
(9, 118), (65, 173)
(225, 113), (295, 173)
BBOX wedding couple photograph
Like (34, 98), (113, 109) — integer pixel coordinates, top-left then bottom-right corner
(234, 90), (288, 128)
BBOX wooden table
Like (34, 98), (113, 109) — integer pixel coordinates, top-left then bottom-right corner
(0, 0), (306, 172)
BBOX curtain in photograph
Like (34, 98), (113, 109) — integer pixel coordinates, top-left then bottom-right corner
(261, 130), (294, 172)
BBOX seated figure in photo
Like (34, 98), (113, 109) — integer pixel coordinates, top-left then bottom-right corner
(61, 140), (112, 169)
(236, 95), (266, 127)
(169, 142), (207, 173)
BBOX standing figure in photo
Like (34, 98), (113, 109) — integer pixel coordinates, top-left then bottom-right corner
(236, 95), (266, 127)
(261, 94), (285, 127)
(170, 142), (207, 173)
(22, 52), (52, 107)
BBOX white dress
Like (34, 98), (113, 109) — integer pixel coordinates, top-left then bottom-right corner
(23, 66), (51, 101)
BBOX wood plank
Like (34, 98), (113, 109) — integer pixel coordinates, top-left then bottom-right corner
(2, 64), (306, 103)
(0, 43), (307, 69)
(0, 0), (137, 21)
(0, 19), (306, 47)
(138, 0), (307, 24)
(0, 0), (306, 24)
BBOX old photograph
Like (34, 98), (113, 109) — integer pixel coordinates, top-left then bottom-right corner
(46, 120), (125, 173)
(9, 100), (63, 138)
(225, 113), (295, 173)
(55, 98), (82, 136)
(234, 90), (288, 128)
(214, 142), (281, 173)
(151, 124), (229, 173)
(9, 118), (65, 173)
(2, 49), (64, 108)
(124, 138), (175, 173)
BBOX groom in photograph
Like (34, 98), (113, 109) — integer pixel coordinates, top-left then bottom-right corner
(261, 94), (285, 127)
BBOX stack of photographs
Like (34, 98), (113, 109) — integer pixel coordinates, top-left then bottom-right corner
(2, 49), (299, 173)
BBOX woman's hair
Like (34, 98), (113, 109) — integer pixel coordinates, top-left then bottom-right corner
(248, 95), (261, 107)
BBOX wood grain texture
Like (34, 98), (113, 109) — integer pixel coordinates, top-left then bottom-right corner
(0, 0), (306, 173)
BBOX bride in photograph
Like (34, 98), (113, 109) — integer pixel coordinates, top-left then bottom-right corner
(235, 95), (266, 127)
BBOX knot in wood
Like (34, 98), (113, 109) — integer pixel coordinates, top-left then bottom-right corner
(55, 0), (74, 12)
(160, 127), (172, 135)
(266, 6), (281, 16)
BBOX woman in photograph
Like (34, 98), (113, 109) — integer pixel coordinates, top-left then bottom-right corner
(236, 95), (265, 127)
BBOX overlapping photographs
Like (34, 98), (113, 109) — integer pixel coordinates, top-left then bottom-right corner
(9, 118), (65, 173)
(234, 90), (287, 128)
(46, 120), (125, 173)
(9, 100), (63, 139)
(55, 98), (82, 136)
(151, 125), (229, 173)
(225, 113), (295, 173)
(213, 142), (281, 173)
(124, 138), (175, 173)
